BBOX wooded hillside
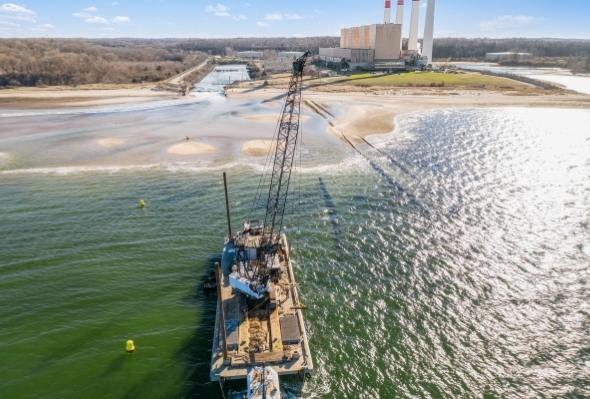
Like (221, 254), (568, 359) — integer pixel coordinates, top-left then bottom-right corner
(1, 37), (588, 88)
(0, 39), (207, 87)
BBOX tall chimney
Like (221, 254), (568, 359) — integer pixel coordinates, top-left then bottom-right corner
(408, 0), (420, 51)
(384, 0), (392, 24)
(422, 0), (436, 63)
(395, 0), (404, 25)
(396, 0), (404, 52)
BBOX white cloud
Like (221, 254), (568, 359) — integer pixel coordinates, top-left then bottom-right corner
(73, 12), (92, 18)
(0, 3), (35, 15)
(264, 13), (282, 21)
(0, 19), (19, 27)
(0, 2), (36, 22)
(256, 21), (268, 27)
(206, 3), (230, 17)
(112, 15), (130, 23)
(480, 15), (543, 32)
(31, 22), (54, 31)
(284, 13), (302, 20)
(205, 3), (247, 22)
(264, 13), (303, 21)
(85, 6), (98, 13)
(112, 1), (120, 5)
(73, 9), (128, 25)
(84, 15), (109, 24)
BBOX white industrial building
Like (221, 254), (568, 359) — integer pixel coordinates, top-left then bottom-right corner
(319, 0), (437, 71)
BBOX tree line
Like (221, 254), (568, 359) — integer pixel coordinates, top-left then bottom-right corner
(0, 39), (207, 87)
(1, 37), (588, 88)
(432, 38), (590, 72)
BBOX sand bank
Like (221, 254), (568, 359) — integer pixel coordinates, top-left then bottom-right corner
(0, 152), (10, 166)
(0, 86), (180, 109)
(242, 140), (276, 157)
(167, 142), (216, 155)
(231, 88), (590, 140)
(330, 106), (396, 140)
(97, 138), (125, 148)
(242, 113), (309, 123)
(232, 87), (590, 112)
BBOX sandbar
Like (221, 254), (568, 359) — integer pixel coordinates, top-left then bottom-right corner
(167, 142), (217, 155)
(242, 140), (276, 157)
(0, 152), (10, 166)
(97, 138), (125, 148)
(242, 114), (309, 123)
(330, 106), (396, 140)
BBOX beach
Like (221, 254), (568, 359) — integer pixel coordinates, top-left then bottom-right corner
(230, 87), (590, 144)
(0, 85), (180, 108)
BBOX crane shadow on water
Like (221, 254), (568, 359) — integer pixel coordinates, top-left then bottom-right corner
(340, 135), (428, 214)
(318, 177), (343, 251)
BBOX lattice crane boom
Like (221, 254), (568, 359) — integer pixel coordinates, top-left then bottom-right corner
(262, 51), (311, 248)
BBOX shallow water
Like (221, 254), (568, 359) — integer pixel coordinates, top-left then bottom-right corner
(1, 98), (589, 398)
(194, 64), (251, 93)
(453, 62), (590, 95)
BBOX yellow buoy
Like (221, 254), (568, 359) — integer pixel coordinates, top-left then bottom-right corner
(126, 340), (135, 353)
(139, 200), (146, 209)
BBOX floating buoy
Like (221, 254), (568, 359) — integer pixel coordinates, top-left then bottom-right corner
(126, 340), (135, 353)
(139, 200), (146, 209)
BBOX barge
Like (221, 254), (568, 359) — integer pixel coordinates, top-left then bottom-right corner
(209, 51), (313, 397)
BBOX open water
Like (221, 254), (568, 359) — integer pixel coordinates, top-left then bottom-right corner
(1, 69), (589, 398)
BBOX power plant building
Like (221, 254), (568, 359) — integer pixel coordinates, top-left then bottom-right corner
(319, 0), (436, 71)
(321, 23), (402, 69)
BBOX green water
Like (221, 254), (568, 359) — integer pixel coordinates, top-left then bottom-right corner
(1, 107), (589, 398)
(1, 172), (226, 398)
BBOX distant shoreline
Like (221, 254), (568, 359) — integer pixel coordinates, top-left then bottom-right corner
(0, 85), (181, 109)
(2, 83), (589, 111)
(230, 87), (590, 143)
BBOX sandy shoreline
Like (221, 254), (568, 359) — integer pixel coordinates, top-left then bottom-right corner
(2, 84), (589, 156)
(230, 87), (590, 142)
(0, 86), (181, 109)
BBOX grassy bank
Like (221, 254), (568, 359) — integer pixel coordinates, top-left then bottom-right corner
(338, 71), (528, 90)
(241, 70), (547, 94)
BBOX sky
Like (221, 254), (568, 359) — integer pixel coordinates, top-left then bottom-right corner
(0, 0), (589, 39)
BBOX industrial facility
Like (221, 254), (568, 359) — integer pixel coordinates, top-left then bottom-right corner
(319, 0), (436, 71)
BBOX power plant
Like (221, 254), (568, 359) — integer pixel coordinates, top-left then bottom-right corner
(319, 0), (436, 71)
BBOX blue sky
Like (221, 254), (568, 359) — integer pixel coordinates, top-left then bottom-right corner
(1, 0), (589, 39)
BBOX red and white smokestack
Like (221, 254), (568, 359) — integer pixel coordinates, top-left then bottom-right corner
(384, 0), (392, 24)
(408, 0), (420, 51)
(395, 0), (404, 25)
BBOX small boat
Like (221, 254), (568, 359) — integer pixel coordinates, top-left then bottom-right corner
(247, 366), (281, 399)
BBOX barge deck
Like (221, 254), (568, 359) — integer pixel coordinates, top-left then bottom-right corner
(210, 232), (313, 382)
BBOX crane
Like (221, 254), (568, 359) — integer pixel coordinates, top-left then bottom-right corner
(261, 51), (311, 253)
